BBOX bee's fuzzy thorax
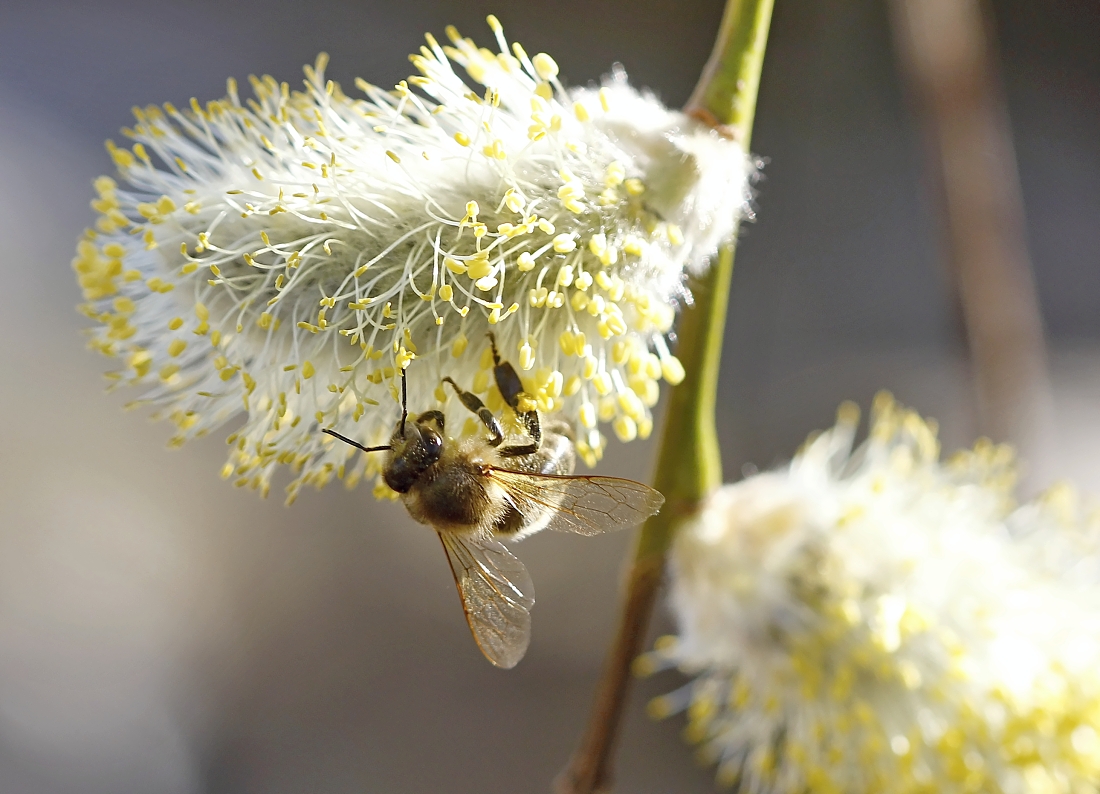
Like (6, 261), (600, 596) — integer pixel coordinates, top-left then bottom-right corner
(400, 435), (505, 535)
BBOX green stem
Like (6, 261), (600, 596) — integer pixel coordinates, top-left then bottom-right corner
(555, 1), (774, 792)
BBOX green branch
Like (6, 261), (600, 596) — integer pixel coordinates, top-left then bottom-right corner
(556, 1), (775, 791)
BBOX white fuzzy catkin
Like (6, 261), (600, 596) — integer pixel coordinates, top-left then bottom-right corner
(641, 393), (1100, 794)
(73, 17), (751, 500)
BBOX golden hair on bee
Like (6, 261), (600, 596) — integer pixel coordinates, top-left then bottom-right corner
(323, 334), (663, 668)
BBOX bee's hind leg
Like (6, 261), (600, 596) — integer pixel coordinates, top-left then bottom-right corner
(442, 377), (503, 446)
(486, 333), (541, 458)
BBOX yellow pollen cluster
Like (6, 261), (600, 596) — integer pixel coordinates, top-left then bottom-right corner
(73, 18), (712, 499)
(643, 395), (1100, 794)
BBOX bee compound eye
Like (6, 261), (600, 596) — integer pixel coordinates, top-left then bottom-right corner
(423, 429), (443, 457)
(384, 457), (416, 493)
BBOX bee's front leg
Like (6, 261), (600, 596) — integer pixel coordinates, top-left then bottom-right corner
(442, 377), (503, 446)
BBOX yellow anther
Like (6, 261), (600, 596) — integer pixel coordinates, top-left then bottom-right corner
(439, 284), (454, 302)
(528, 287), (549, 308)
(396, 347), (416, 370)
(605, 161), (626, 188)
(553, 234), (576, 253)
(505, 190), (525, 213)
(618, 391), (645, 421)
(545, 370), (563, 398)
(128, 349), (153, 377)
(605, 314), (627, 336)
(582, 355), (599, 379)
(517, 251), (536, 272)
(613, 415), (638, 442)
(646, 354), (663, 380)
(467, 256), (493, 279)
(465, 200), (479, 219)
(518, 342), (535, 371)
(168, 339), (187, 357)
(599, 87), (611, 112)
(624, 178), (645, 196)
(469, 368), (490, 394)
(475, 276), (497, 292)
(579, 402), (597, 429)
(556, 265), (574, 287)
(453, 131), (471, 147)
(607, 276), (625, 302)
(661, 355), (686, 385)
(612, 340), (631, 365)
(558, 182), (583, 201)
(532, 53), (559, 80)
(113, 296), (136, 314)
(534, 81), (553, 100)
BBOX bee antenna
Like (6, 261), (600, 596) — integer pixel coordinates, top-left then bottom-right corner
(399, 365), (408, 439)
(322, 429), (391, 454)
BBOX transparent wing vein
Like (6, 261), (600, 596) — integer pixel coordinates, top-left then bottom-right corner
(489, 469), (665, 536)
(439, 532), (534, 669)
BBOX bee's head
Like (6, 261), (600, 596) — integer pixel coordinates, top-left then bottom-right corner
(322, 365), (443, 494)
(384, 413), (444, 493)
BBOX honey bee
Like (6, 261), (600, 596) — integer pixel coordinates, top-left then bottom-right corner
(324, 334), (664, 668)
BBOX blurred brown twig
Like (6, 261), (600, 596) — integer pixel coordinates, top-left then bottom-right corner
(888, 0), (1055, 487)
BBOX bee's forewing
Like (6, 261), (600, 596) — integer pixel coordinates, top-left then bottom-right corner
(489, 469), (665, 536)
(438, 531), (534, 669)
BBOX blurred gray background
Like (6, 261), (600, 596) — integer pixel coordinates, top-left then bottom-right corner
(0, 1), (1097, 792)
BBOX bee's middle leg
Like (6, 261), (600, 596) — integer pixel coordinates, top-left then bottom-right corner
(442, 377), (503, 446)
